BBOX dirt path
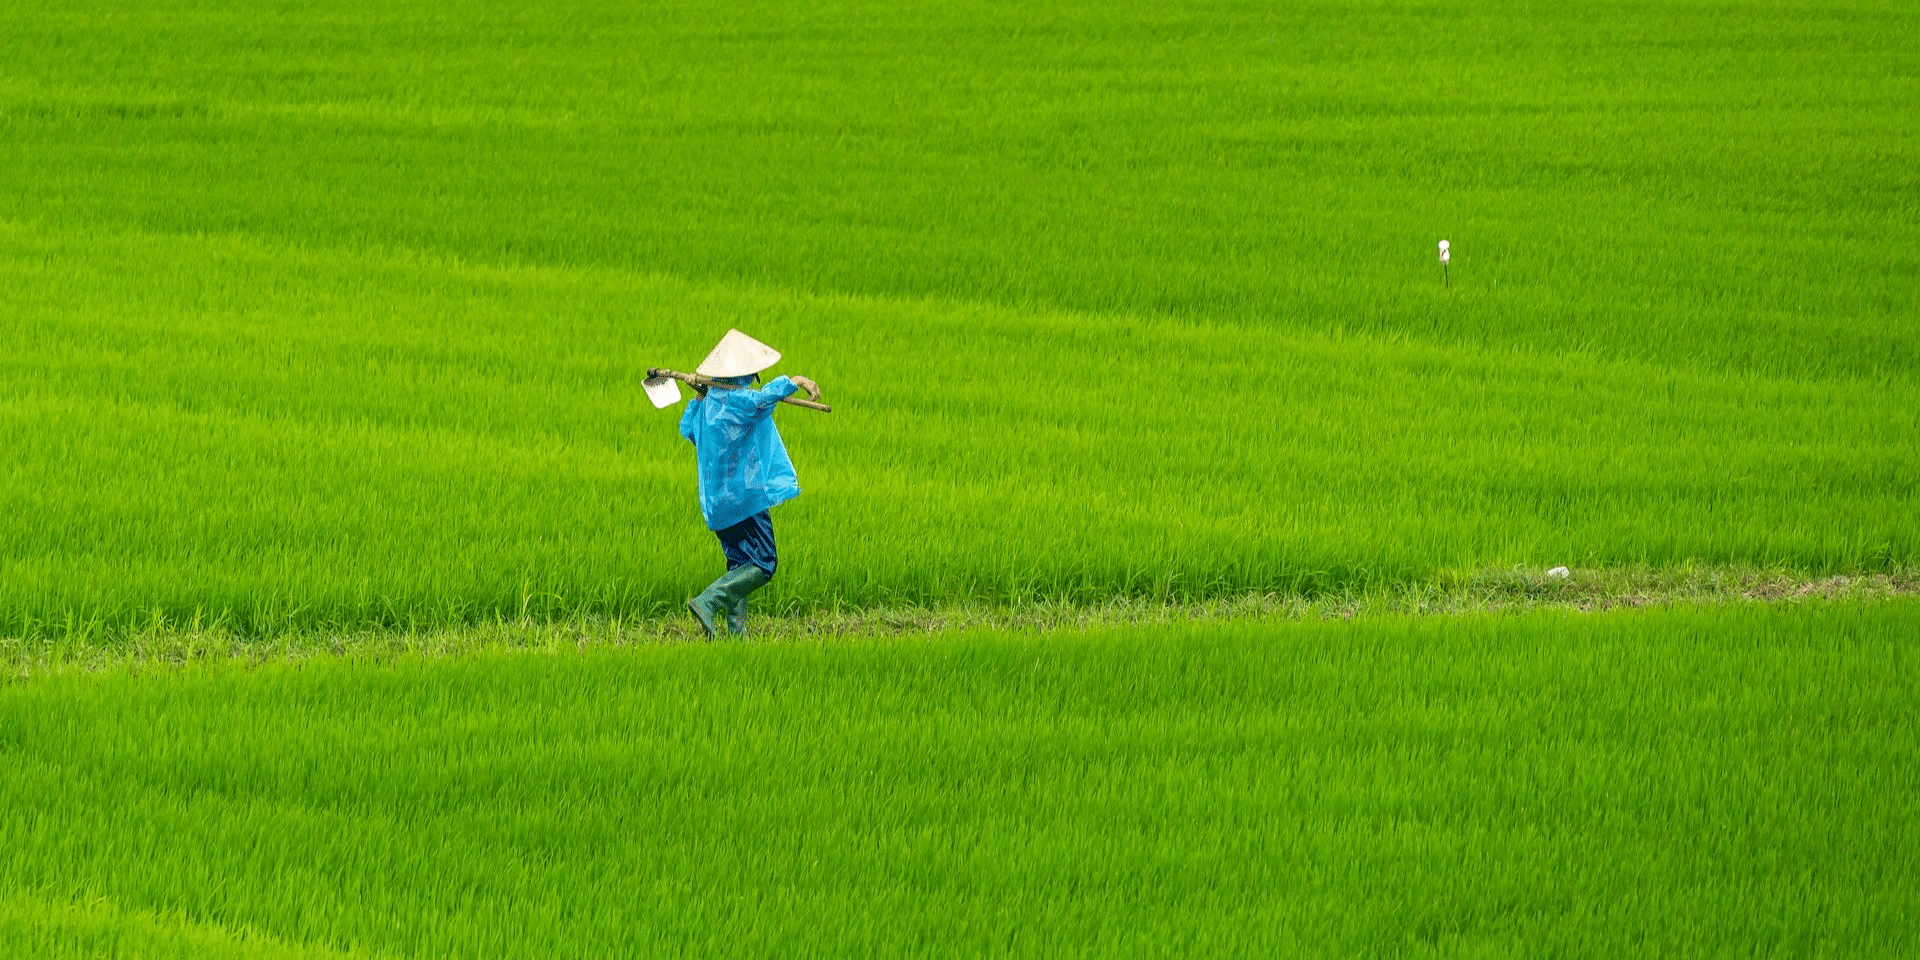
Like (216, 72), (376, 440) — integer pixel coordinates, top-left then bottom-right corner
(8, 567), (1915, 677)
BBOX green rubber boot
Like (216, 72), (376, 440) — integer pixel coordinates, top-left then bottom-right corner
(725, 566), (772, 637)
(688, 564), (772, 640)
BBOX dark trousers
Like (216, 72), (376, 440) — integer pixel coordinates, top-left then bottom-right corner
(715, 511), (777, 578)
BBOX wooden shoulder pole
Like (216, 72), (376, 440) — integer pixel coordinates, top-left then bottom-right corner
(647, 369), (833, 413)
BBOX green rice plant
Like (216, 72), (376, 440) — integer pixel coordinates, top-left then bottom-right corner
(1, 222), (1914, 633)
(0, 892), (340, 960)
(3, 0), (1912, 377)
(4, 601), (1916, 956)
(0, 0), (1914, 631)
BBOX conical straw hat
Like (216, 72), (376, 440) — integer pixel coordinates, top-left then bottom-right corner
(695, 329), (781, 378)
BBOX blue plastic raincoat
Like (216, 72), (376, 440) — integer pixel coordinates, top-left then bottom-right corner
(678, 376), (802, 531)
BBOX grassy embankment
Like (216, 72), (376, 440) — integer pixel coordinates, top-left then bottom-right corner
(5, 564), (1917, 675)
(4, 601), (1917, 957)
(1, 0), (1915, 634)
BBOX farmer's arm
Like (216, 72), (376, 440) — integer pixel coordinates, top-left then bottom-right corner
(747, 375), (800, 414)
(678, 395), (701, 443)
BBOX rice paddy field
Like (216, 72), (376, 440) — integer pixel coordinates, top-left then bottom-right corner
(1, 0), (1915, 632)
(5, 602), (1920, 957)
(3, 0), (1918, 954)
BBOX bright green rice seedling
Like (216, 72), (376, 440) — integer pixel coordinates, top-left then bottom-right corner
(4, 601), (1917, 956)
(1, 0), (1915, 631)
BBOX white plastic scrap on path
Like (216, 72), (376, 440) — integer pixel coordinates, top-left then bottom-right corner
(1547, 566), (1570, 578)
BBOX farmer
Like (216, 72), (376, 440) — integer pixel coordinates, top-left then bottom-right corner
(677, 329), (820, 639)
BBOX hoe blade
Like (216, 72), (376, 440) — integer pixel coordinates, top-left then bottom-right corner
(643, 375), (683, 409)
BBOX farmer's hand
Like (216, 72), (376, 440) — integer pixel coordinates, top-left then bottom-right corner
(691, 382), (708, 398)
(789, 375), (820, 400)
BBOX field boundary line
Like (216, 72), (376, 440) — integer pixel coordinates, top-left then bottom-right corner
(5, 568), (1915, 678)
